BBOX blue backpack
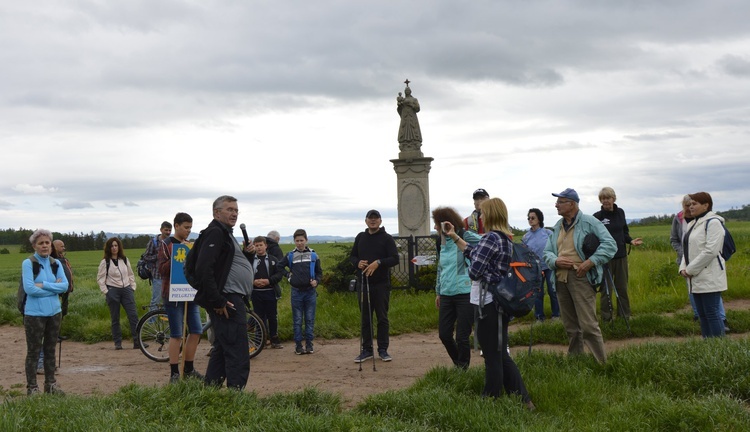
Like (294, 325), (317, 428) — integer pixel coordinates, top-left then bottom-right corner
(706, 218), (736, 262)
(286, 250), (318, 280)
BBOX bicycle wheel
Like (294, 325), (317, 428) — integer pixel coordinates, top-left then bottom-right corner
(136, 309), (171, 362)
(246, 310), (267, 359)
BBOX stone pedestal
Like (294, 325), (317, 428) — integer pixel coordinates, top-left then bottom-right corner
(390, 157), (433, 237)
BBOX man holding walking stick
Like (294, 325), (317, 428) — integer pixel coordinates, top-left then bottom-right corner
(350, 210), (399, 363)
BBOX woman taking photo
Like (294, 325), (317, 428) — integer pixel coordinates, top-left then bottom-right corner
(22, 229), (69, 395)
(679, 192), (728, 338)
(97, 237), (141, 350)
(444, 198), (534, 410)
(522, 208), (559, 322)
(432, 206), (481, 369)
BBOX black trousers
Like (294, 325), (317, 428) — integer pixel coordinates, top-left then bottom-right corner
(358, 278), (390, 353)
(438, 293), (473, 369)
(476, 303), (530, 401)
(205, 293), (249, 390)
(24, 313), (62, 389)
(251, 289), (279, 340)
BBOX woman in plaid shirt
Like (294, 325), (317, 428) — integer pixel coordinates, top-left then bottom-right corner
(444, 197), (534, 410)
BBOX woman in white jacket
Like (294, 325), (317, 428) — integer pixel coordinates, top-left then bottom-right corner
(679, 192), (727, 338)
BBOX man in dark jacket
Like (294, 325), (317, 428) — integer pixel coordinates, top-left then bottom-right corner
(193, 195), (254, 390)
(350, 209), (399, 363)
(250, 235), (285, 349)
(265, 230), (284, 261)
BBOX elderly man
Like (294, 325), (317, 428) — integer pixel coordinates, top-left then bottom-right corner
(543, 188), (616, 364)
(193, 195), (254, 389)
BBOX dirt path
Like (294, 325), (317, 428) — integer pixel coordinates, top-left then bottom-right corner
(2, 300), (747, 408)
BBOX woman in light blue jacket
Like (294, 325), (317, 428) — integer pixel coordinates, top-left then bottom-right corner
(522, 208), (559, 321)
(432, 207), (481, 369)
(22, 229), (69, 395)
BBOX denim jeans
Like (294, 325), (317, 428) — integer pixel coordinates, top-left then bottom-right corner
(534, 269), (560, 320)
(105, 286), (139, 346)
(688, 281), (726, 322)
(438, 293), (473, 369)
(291, 288), (317, 345)
(693, 291), (725, 338)
(150, 278), (163, 311)
(165, 300), (202, 338)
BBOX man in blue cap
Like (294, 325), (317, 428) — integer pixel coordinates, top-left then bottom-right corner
(543, 188), (616, 364)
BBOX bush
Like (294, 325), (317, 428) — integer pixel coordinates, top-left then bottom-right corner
(321, 244), (356, 293)
(0, 248), (8, 255)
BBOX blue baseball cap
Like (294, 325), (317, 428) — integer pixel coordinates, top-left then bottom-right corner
(552, 188), (580, 203)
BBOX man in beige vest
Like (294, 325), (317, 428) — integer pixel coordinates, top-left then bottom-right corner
(543, 188), (616, 363)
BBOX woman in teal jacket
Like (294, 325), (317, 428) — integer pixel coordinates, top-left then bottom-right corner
(22, 229), (69, 395)
(433, 207), (481, 369)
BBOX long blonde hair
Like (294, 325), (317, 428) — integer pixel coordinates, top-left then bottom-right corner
(480, 198), (512, 237)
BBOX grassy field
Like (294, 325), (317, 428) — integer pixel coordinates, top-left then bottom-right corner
(2, 224), (749, 429)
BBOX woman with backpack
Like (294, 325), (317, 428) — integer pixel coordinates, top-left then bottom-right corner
(679, 192), (728, 338)
(432, 206), (481, 370)
(444, 198), (534, 410)
(97, 237), (141, 350)
(21, 229), (69, 395)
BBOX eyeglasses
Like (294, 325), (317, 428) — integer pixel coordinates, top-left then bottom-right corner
(220, 208), (240, 214)
(555, 200), (571, 205)
(527, 217), (536, 220)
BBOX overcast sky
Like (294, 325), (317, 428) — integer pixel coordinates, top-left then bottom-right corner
(2, 1), (748, 241)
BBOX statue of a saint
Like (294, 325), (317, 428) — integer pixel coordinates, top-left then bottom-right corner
(397, 81), (422, 152)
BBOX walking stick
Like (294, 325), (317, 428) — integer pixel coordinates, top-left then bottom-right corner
(358, 274), (364, 372)
(603, 265), (632, 334)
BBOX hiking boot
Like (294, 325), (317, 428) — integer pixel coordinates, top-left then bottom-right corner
(185, 370), (204, 381)
(44, 382), (65, 395)
(27, 385), (40, 396)
(295, 345), (305, 355)
(378, 350), (392, 362)
(306, 343), (314, 354)
(354, 351), (373, 363)
(170, 372), (180, 384)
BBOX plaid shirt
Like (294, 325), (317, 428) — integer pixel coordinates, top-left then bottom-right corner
(463, 231), (512, 285)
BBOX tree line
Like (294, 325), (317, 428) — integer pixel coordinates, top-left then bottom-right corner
(630, 204), (750, 226)
(0, 228), (153, 254)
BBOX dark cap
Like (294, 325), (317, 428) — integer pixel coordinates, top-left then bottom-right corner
(366, 209), (381, 219)
(472, 188), (489, 199)
(552, 188), (580, 203)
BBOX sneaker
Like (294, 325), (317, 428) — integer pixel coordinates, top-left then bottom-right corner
(295, 345), (305, 355)
(36, 368), (44, 375)
(306, 344), (314, 354)
(115, 344), (123, 350)
(44, 382), (65, 395)
(354, 351), (373, 363)
(133, 342), (149, 349)
(206, 346), (214, 357)
(184, 370), (204, 381)
(525, 400), (537, 411)
(724, 319), (731, 333)
(27, 385), (40, 396)
(271, 342), (284, 349)
(170, 372), (180, 383)
(378, 350), (392, 362)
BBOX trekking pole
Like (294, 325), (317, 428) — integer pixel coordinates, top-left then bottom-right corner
(605, 266), (631, 334)
(601, 264), (615, 329)
(358, 274), (364, 373)
(365, 275), (376, 372)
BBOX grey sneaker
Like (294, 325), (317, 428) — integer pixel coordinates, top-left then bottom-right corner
(36, 368), (44, 375)
(27, 385), (40, 396)
(170, 372), (180, 384)
(271, 342), (284, 349)
(295, 345), (305, 355)
(378, 350), (392, 362)
(305, 343), (314, 354)
(354, 351), (373, 363)
(44, 382), (65, 395)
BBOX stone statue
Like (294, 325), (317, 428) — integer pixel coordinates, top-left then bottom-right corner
(397, 80), (422, 153)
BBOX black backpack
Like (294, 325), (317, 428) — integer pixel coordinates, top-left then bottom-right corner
(136, 238), (158, 280)
(706, 218), (736, 262)
(18, 256), (60, 315)
(183, 232), (204, 289)
(480, 231), (542, 318)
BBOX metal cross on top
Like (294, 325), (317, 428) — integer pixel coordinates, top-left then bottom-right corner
(404, 79), (410, 87)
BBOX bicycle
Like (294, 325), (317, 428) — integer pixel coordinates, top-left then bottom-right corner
(136, 306), (267, 362)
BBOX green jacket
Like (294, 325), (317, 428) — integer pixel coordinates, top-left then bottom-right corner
(543, 211), (616, 286)
(436, 230), (482, 296)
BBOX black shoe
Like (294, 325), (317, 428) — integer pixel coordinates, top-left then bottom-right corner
(306, 344), (314, 354)
(354, 351), (373, 363)
(185, 370), (204, 381)
(378, 350), (392, 362)
(115, 344), (123, 350)
(295, 345), (305, 355)
(170, 372), (180, 384)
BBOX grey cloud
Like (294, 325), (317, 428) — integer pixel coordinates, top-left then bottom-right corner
(0, 199), (13, 209)
(717, 54), (750, 77)
(57, 200), (94, 210)
(624, 132), (690, 141)
(123, 201), (139, 207)
(12, 184), (58, 194)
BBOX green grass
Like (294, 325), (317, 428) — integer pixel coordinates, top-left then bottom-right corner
(3, 338), (749, 430)
(3, 225), (750, 429)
